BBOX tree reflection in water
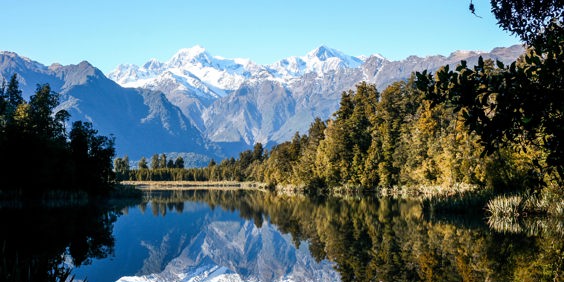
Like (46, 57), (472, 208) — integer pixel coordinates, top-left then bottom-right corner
(145, 189), (564, 282)
(0, 198), (138, 282)
(3, 189), (562, 282)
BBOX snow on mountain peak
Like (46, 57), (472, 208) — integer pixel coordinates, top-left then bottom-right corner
(174, 45), (206, 57)
(307, 45), (364, 65)
(107, 44), (371, 119)
(108, 45), (370, 91)
(308, 45), (342, 61)
(169, 45), (212, 67)
(267, 45), (364, 79)
(142, 58), (163, 70)
(107, 45), (266, 114)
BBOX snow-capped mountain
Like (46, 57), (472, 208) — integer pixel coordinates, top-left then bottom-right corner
(110, 45), (258, 95)
(0, 44), (525, 161)
(107, 44), (523, 155)
(0, 51), (219, 163)
(116, 219), (339, 282)
(267, 45), (365, 79)
(108, 45), (268, 131)
(202, 44), (523, 151)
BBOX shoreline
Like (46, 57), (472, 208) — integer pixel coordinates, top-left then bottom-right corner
(119, 180), (270, 191)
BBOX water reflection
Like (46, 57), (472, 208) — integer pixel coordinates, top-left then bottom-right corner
(126, 190), (563, 282)
(2, 189), (562, 281)
(74, 190), (339, 282)
(0, 198), (133, 282)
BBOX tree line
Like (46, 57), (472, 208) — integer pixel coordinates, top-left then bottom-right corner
(115, 143), (266, 182)
(0, 74), (116, 196)
(118, 0), (562, 199)
(121, 66), (559, 196)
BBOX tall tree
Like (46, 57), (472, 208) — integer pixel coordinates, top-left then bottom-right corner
(294, 117), (326, 188)
(70, 121), (116, 192)
(489, 0), (563, 51)
(28, 84), (60, 138)
(166, 159), (174, 168)
(114, 156), (130, 181)
(252, 143), (264, 162)
(138, 157), (148, 169)
(150, 154), (159, 169)
(5, 74), (23, 120)
(159, 153), (167, 169)
(174, 156), (185, 169)
(417, 0), (564, 187)
(0, 78), (6, 119)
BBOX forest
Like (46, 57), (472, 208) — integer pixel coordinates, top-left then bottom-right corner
(0, 74), (116, 197)
(119, 0), (563, 215)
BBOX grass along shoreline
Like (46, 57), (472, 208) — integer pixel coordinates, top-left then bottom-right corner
(120, 180), (270, 191)
(120, 180), (564, 219)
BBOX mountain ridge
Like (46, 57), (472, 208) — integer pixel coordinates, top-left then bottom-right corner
(0, 44), (525, 163)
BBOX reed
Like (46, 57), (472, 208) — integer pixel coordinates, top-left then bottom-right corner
(485, 195), (523, 218)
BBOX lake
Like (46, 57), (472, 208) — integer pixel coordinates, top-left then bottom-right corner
(1, 189), (562, 281)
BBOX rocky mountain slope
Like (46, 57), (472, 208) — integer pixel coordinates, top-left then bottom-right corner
(110, 44), (523, 154)
(0, 51), (216, 162)
(0, 44), (524, 163)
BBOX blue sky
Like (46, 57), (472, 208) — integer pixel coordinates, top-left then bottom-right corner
(3, 0), (521, 74)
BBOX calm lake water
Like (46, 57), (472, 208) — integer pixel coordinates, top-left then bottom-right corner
(1, 189), (562, 282)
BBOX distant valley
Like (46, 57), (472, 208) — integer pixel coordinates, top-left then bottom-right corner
(0, 44), (524, 166)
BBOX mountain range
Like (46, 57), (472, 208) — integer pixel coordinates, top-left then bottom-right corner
(0, 44), (524, 165)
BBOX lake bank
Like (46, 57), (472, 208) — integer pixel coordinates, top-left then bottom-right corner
(120, 180), (270, 191)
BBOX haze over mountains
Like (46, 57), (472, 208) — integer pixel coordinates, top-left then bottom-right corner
(0, 44), (524, 165)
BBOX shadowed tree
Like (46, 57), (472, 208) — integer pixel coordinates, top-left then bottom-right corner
(138, 156), (148, 169)
(174, 156), (185, 169)
(5, 74), (23, 120)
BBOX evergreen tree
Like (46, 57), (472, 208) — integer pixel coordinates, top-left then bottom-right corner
(138, 157), (148, 169)
(0, 78), (115, 195)
(114, 156), (130, 181)
(166, 159), (174, 168)
(174, 156), (185, 169)
(5, 74), (23, 120)
(159, 153), (167, 169)
(252, 143), (264, 161)
(28, 84), (60, 138)
(150, 154), (160, 169)
(70, 121), (116, 193)
(0, 78), (6, 120)
(295, 117), (326, 188)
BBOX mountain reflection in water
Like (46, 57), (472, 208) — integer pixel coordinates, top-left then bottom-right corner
(2, 189), (562, 281)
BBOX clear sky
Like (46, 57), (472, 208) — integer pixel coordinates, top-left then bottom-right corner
(2, 0), (522, 74)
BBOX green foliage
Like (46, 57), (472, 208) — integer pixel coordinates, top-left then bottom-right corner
(138, 156), (148, 169)
(70, 121), (116, 193)
(114, 156), (130, 181)
(127, 1), (563, 204)
(416, 42), (564, 190)
(0, 74), (116, 196)
(174, 156), (184, 169)
(5, 74), (23, 121)
(159, 153), (167, 169)
(126, 143), (267, 182)
(489, 0), (563, 52)
(150, 154), (159, 169)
